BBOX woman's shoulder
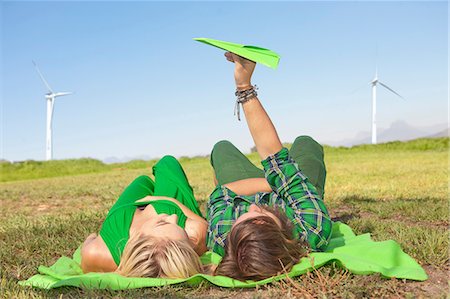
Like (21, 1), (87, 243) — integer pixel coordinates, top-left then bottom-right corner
(184, 218), (208, 256)
(81, 235), (117, 273)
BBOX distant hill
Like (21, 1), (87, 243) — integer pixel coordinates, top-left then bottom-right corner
(324, 121), (448, 146)
(426, 128), (449, 138)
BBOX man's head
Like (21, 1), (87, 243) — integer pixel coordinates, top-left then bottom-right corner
(215, 205), (309, 281)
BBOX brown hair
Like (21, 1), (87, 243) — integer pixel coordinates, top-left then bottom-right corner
(116, 234), (203, 278)
(215, 206), (309, 281)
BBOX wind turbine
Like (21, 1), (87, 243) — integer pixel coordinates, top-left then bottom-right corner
(33, 61), (73, 160)
(370, 69), (404, 144)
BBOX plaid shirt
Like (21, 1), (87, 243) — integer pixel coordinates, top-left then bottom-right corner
(207, 147), (332, 257)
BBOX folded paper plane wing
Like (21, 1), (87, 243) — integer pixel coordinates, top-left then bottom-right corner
(194, 37), (280, 69)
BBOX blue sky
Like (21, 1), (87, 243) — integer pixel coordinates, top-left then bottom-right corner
(1, 1), (448, 162)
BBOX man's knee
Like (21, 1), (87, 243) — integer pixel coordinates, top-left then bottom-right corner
(294, 135), (320, 145)
(211, 140), (236, 167)
(211, 140), (235, 156)
(294, 135), (323, 151)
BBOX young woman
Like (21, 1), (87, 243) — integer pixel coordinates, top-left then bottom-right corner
(206, 52), (333, 281)
(81, 155), (208, 278)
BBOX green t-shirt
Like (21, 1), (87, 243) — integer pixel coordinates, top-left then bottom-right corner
(99, 199), (187, 266)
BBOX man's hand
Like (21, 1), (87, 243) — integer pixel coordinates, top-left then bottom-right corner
(224, 52), (256, 90)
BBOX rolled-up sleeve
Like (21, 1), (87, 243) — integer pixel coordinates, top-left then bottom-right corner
(261, 148), (332, 251)
(206, 186), (235, 256)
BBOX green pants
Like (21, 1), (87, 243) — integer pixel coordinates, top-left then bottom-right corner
(112, 155), (203, 217)
(210, 136), (327, 199)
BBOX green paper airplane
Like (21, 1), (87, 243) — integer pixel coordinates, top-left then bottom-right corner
(194, 37), (280, 69)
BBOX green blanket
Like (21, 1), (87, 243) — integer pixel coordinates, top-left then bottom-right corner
(19, 222), (427, 289)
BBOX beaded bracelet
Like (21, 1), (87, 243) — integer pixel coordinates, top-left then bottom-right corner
(234, 85), (258, 121)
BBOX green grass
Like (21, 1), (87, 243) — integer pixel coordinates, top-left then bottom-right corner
(1, 138), (448, 298)
(324, 136), (449, 152)
(0, 158), (159, 182)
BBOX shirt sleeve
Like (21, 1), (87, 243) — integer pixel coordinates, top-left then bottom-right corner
(261, 148), (332, 251)
(206, 185), (235, 256)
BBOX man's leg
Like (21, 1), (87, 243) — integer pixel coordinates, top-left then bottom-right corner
(289, 136), (327, 199)
(210, 140), (264, 185)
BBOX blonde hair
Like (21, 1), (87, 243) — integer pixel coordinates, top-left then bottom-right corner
(116, 234), (203, 278)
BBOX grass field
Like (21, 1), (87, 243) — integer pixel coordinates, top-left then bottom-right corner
(1, 137), (448, 298)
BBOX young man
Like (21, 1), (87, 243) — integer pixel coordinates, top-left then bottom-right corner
(207, 52), (332, 281)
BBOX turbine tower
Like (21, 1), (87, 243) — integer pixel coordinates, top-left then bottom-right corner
(370, 69), (404, 144)
(33, 61), (72, 160)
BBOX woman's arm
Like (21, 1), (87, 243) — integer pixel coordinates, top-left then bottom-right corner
(81, 234), (117, 273)
(225, 52), (283, 160)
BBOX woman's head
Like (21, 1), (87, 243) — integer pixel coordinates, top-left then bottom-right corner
(117, 233), (202, 278)
(139, 213), (188, 241)
(215, 205), (308, 281)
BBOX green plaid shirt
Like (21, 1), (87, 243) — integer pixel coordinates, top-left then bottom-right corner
(207, 147), (332, 257)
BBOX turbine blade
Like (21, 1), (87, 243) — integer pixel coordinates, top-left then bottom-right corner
(54, 92), (73, 97)
(378, 81), (404, 99)
(32, 60), (54, 93)
(350, 83), (370, 95)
